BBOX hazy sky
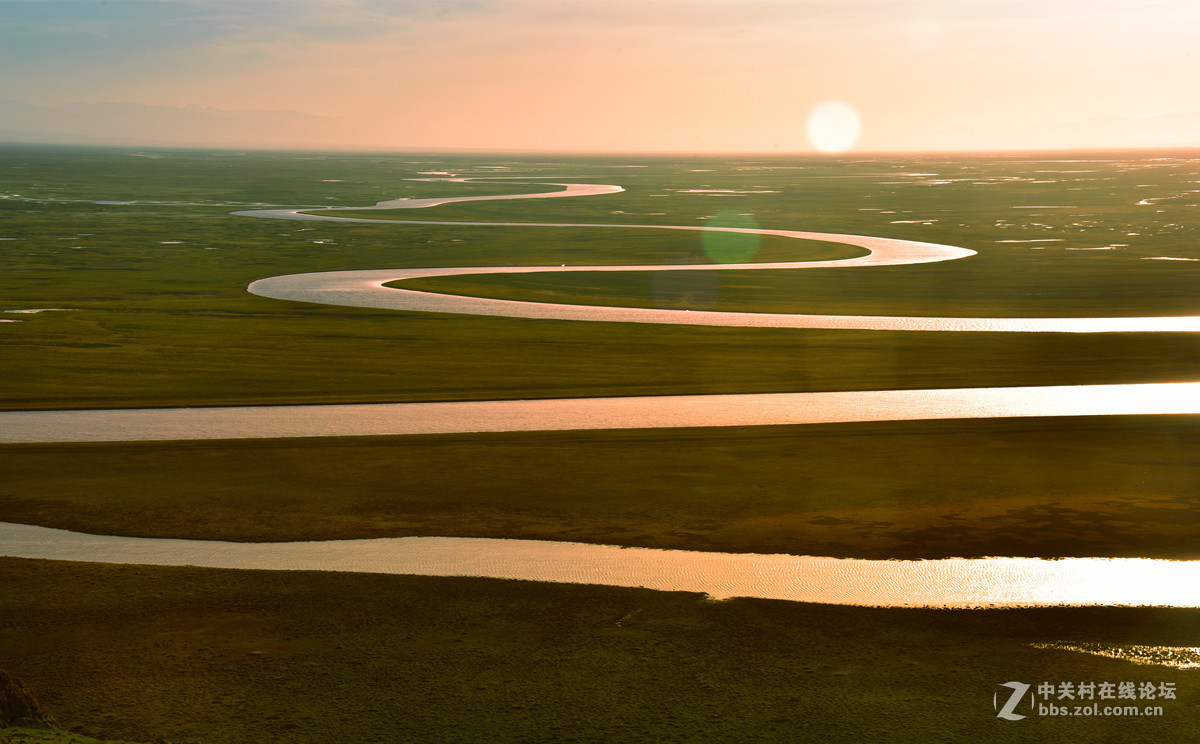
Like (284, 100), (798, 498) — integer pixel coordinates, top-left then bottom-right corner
(3, 0), (1199, 153)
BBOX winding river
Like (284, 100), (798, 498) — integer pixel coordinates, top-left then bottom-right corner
(5, 176), (1200, 608)
(239, 184), (1200, 333)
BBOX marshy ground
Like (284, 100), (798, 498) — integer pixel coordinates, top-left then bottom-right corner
(2, 145), (1199, 741)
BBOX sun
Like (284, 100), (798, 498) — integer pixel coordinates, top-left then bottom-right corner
(807, 100), (862, 153)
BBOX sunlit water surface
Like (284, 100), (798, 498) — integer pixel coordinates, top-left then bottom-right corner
(1032, 643), (1200, 669)
(9, 174), (1200, 622)
(239, 177), (1200, 333)
(3, 382), (1200, 443)
(2, 522), (1199, 609)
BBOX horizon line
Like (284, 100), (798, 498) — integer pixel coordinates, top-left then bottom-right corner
(4, 139), (1200, 160)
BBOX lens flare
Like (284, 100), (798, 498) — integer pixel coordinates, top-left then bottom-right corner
(702, 210), (760, 263)
(807, 100), (862, 153)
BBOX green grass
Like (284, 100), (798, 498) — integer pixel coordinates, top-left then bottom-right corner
(4, 415), (1199, 560)
(396, 253), (1200, 317)
(7, 305), (1200, 411)
(3, 146), (1199, 412)
(0, 730), (142, 744)
(5, 145), (1200, 742)
(4, 558), (1200, 744)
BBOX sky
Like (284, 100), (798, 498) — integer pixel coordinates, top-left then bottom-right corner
(2, 0), (1200, 153)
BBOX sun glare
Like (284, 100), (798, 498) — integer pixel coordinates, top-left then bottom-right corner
(807, 100), (861, 153)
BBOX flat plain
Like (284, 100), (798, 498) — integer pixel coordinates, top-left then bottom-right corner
(2, 144), (1200, 742)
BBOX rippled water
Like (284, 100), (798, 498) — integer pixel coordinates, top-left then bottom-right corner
(3, 522), (1198, 608)
(1033, 643), (1200, 669)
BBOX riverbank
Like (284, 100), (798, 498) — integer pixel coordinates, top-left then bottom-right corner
(5, 416), (1200, 561)
(4, 558), (1199, 743)
(6, 147), (1200, 742)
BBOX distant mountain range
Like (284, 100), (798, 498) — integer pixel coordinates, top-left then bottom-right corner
(0, 100), (425, 150)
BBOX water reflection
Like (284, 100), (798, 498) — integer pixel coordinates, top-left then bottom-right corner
(240, 176), (1200, 333)
(4, 382), (1200, 443)
(2, 522), (1198, 609)
(1033, 643), (1200, 670)
(12, 176), (1194, 612)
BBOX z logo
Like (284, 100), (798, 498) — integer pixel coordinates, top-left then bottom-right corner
(994, 681), (1031, 721)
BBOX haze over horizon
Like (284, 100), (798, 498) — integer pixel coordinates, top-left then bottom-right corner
(2, 0), (1199, 154)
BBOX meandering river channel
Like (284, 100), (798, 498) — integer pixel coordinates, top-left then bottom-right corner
(5, 177), (1200, 608)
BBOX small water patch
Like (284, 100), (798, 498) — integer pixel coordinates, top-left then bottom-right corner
(1033, 643), (1200, 669)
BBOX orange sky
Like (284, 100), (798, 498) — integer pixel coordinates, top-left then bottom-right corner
(3, 0), (1200, 153)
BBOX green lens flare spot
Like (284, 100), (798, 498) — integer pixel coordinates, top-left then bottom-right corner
(702, 210), (760, 263)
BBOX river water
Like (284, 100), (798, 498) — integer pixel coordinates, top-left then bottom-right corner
(7, 177), (1200, 611)
(4, 521), (1199, 608)
(4, 381), (1200, 443)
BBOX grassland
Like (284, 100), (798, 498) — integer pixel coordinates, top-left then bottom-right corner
(4, 146), (1199, 411)
(4, 558), (1200, 744)
(387, 155), (1200, 317)
(4, 415), (1200, 560)
(3, 144), (1200, 741)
